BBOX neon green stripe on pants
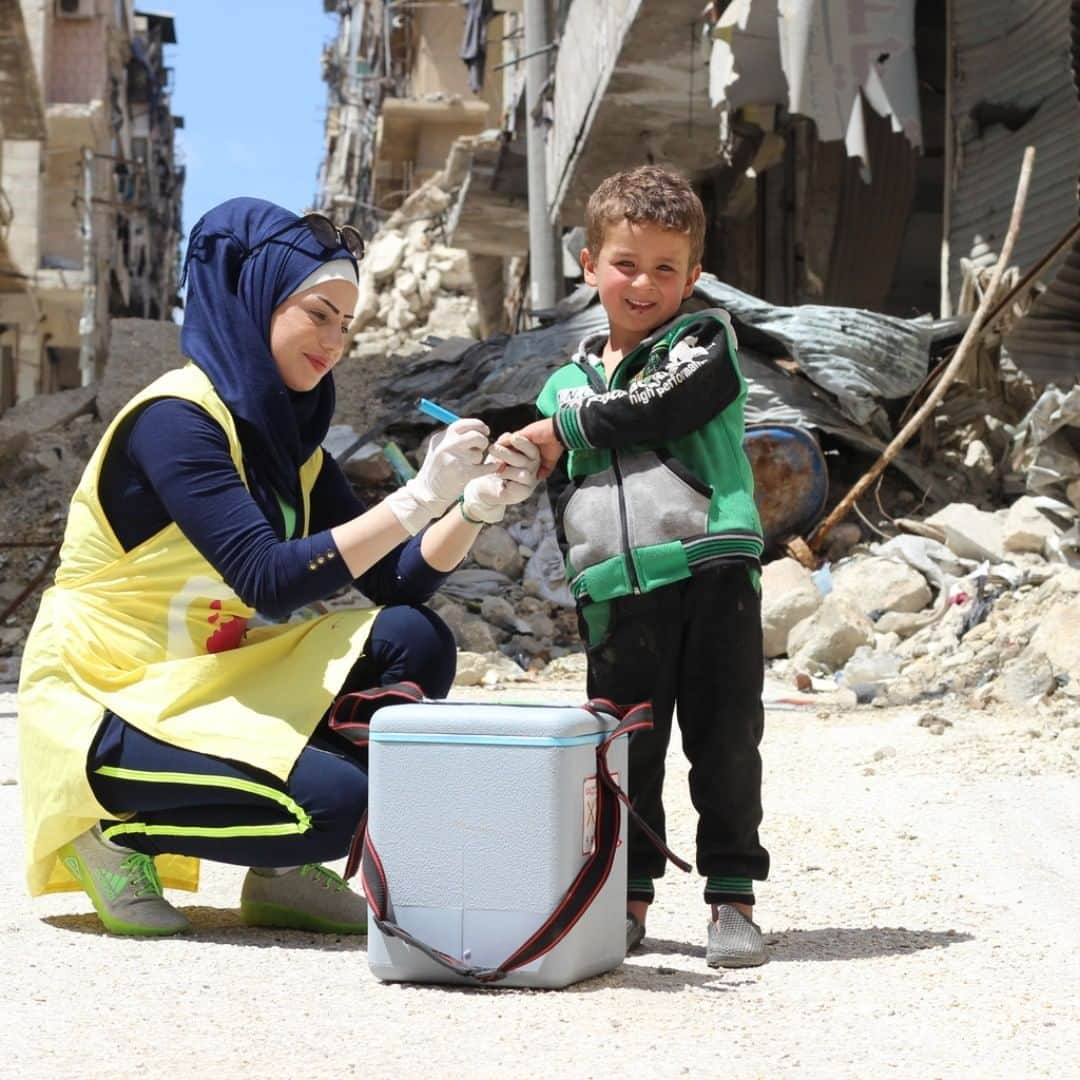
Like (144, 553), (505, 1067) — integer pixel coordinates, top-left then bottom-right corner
(94, 765), (312, 844)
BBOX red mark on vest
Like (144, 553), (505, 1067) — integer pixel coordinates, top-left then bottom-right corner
(205, 600), (247, 653)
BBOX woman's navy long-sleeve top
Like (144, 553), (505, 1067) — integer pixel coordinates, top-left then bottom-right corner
(98, 398), (447, 621)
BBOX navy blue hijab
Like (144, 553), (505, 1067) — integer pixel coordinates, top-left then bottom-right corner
(179, 197), (358, 509)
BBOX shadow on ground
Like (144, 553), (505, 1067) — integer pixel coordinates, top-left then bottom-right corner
(42, 905), (368, 951)
(644, 926), (973, 963)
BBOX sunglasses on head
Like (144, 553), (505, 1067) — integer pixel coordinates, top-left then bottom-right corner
(247, 212), (365, 261)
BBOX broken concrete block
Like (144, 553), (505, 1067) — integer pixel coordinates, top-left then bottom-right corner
(351, 272), (379, 330)
(395, 270), (418, 297)
(993, 650), (1056, 705)
(543, 652), (588, 680)
(761, 556), (822, 658)
(459, 616), (502, 654)
(925, 502), (1006, 562)
(471, 525), (525, 578)
(453, 650), (488, 686)
(1002, 495), (1060, 555)
(341, 443), (394, 485)
(0, 384), (97, 461)
(366, 231), (407, 283)
(788, 595), (875, 673)
(423, 295), (477, 339)
(1028, 598), (1080, 684)
(480, 595), (531, 634)
(831, 556), (932, 617)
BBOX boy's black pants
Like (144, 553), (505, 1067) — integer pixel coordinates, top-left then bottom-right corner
(580, 563), (769, 903)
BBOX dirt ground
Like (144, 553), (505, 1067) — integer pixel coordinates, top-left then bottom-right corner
(0, 674), (1077, 1079)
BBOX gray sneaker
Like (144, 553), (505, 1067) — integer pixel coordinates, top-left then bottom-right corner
(240, 864), (367, 934)
(706, 905), (768, 968)
(59, 826), (190, 937)
(626, 913), (646, 953)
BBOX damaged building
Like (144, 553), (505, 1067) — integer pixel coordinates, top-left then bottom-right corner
(318, 0), (1080, 380)
(0, 0), (183, 412)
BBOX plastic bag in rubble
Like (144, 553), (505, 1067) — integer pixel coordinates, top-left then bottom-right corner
(524, 532), (574, 608)
(507, 497), (555, 551)
(440, 568), (515, 601)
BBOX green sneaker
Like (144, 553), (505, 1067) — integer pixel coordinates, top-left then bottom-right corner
(59, 826), (190, 937)
(240, 864), (367, 934)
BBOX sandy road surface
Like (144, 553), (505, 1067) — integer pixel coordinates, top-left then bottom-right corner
(1, 679), (1077, 1079)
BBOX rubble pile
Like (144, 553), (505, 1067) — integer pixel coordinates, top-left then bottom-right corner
(0, 321), (583, 686)
(425, 495), (586, 688)
(764, 497), (1080, 714)
(333, 168), (483, 436)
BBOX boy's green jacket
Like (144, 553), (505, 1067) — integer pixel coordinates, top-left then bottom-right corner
(536, 307), (764, 605)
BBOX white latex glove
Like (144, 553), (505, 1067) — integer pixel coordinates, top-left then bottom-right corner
(385, 418), (497, 534)
(460, 433), (542, 525)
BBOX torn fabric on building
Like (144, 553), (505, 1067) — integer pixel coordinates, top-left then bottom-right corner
(709, 0), (922, 173)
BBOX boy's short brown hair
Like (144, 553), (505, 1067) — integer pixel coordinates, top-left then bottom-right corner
(585, 165), (706, 268)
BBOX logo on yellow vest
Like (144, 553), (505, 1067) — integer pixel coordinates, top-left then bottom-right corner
(166, 575), (250, 658)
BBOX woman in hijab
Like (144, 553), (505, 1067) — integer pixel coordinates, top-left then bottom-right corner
(17, 198), (539, 937)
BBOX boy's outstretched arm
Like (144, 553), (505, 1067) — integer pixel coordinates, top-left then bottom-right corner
(556, 316), (741, 451)
(512, 418), (564, 480)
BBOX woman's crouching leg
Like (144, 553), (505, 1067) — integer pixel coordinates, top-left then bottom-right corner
(336, 603), (457, 700)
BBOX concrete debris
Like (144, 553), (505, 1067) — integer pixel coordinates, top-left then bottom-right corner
(924, 503), (1006, 562)
(1003, 495), (1062, 556)
(761, 557), (822, 658)
(770, 507), (1080, 710)
(788, 595), (875, 674)
(831, 556), (933, 618)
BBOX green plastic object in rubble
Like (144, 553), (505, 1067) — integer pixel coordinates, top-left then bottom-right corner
(382, 441), (417, 484)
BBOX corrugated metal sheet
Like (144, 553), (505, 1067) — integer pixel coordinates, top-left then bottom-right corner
(950, 0), (1080, 385)
(1001, 2), (1080, 386)
(379, 275), (941, 435)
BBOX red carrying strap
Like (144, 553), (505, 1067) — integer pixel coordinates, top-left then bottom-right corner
(359, 698), (690, 984)
(583, 699), (692, 875)
(329, 682), (425, 881)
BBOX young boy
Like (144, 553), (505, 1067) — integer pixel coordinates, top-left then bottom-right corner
(515, 165), (769, 967)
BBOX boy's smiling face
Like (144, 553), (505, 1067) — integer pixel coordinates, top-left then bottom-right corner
(582, 218), (701, 351)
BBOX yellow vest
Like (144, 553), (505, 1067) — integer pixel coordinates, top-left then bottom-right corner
(17, 364), (379, 896)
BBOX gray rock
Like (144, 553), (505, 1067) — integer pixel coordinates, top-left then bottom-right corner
(788, 595), (875, 674)
(761, 557), (822, 658)
(925, 503), (1006, 562)
(480, 595), (530, 634)
(1028, 599), (1080, 683)
(822, 523), (863, 562)
(831, 556), (932, 617)
(472, 525), (525, 578)
(993, 651), (1057, 705)
(1002, 496), (1060, 556)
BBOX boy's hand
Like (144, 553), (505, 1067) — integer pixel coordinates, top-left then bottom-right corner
(512, 419), (564, 480)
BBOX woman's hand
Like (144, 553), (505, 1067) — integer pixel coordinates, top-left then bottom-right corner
(385, 418), (497, 534)
(460, 433), (542, 524)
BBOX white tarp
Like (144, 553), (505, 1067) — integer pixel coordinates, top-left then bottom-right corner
(709, 0), (922, 173)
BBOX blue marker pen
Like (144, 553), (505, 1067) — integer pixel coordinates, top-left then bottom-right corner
(418, 398), (460, 425)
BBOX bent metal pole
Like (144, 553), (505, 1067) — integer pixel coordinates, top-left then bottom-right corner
(801, 144), (1037, 560)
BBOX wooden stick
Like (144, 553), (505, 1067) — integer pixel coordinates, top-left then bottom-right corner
(803, 145), (1037, 557)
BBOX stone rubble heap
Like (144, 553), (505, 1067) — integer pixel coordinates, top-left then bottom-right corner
(764, 496), (1080, 713)
(332, 169), (484, 435)
(0, 328), (584, 687)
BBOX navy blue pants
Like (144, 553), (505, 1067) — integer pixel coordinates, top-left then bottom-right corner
(87, 605), (454, 867)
